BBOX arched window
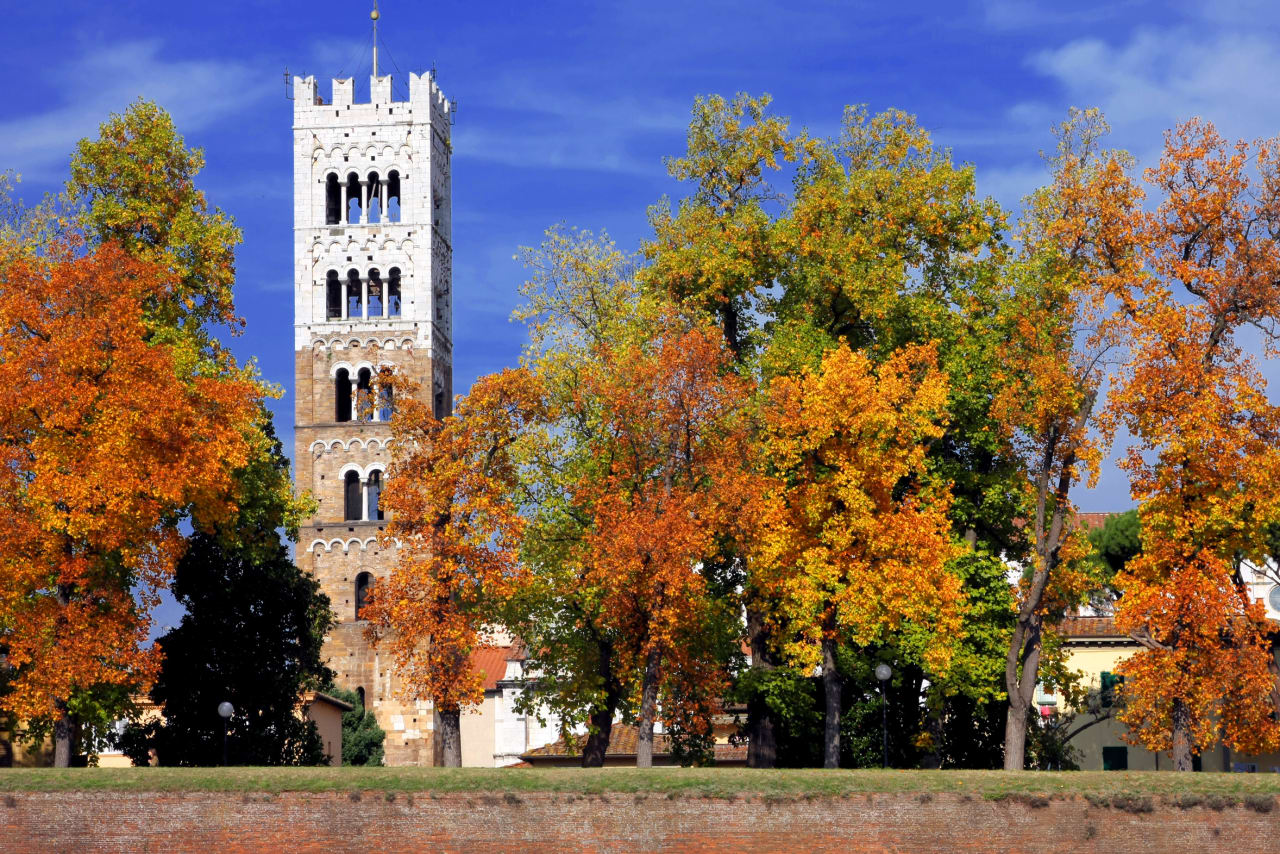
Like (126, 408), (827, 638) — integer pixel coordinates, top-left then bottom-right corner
(335, 368), (352, 422)
(355, 686), (366, 709)
(324, 174), (341, 225)
(387, 268), (402, 317)
(325, 270), (342, 319)
(344, 471), (362, 521)
(346, 269), (363, 318)
(367, 470), (383, 521)
(386, 170), (401, 223)
(345, 173), (362, 223)
(354, 572), (372, 619)
(356, 368), (373, 422)
(367, 268), (383, 317)
(367, 171), (382, 223)
(376, 368), (394, 422)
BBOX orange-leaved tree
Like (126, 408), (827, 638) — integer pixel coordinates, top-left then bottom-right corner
(1107, 118), (1280, 770)
(992, 108), (1144, 770)
(0, 235), (258, 766)
(575, 313), (755, 767)
(752, 343), (963, 768)
(362, 368), (540, 766)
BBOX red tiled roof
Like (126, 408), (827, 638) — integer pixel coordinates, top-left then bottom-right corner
(468, 646), (514, 692)
(1057, 616), (1124, 638)
(522, 724), (745, 763)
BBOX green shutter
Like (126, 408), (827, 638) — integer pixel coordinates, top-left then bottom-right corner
(1102, 746), (1128, 771)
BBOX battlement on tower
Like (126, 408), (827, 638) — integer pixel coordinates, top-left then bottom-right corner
(293, 73), (451, 131)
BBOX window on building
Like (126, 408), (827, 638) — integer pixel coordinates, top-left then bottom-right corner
(345, 172), (362, 223)
(355, 572), (372, 619)
(386, 170), (401, 222)
(355, 686), (366, 709)
(335, 368), (352, 422)
(376, 368), (394, 421)
(387, 268), (402, 317)
(325, 271), (342, 319)
(367, 470), (383, 521)
(324, 174), (341, 225)
(346, 269), (363, 318)
(356, 368), (373, 422)
(367, 172), (382, 223)
(1100, 671), (1124, 708)
(1102, 746), (1128, 771)
(367, 268), (383, 317)
(344, 471), (362, 521)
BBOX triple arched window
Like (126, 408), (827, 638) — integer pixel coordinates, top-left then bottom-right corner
(325, 170), (402, 225)
(325, 267), (402, 321)
(334, 367), (393, 423)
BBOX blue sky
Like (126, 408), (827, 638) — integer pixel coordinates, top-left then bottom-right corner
(5, 0), (1280, 518)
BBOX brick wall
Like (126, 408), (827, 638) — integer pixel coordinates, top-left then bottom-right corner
(3, 791), (1277, 853)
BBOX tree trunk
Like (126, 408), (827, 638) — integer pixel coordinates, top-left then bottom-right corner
(822, 636), (841, 769)
(1003, 618), (1042, 771)
(436, 707), (461, 767)
(1171, 698), (1194, 772)
(582, 640), (620, 768)
(635, 648), (662, 768)
(745, 603), (778, 768)
(52, 706), (73, 769)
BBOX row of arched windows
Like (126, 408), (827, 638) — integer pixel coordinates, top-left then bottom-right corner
(344, 470), (384, 522)
(326, 268), (402, 320)
(325, 170), (402, 225)
(334, 367), (393, 422)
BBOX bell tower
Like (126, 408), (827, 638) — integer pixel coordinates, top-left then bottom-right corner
(291, 52), (452, 765)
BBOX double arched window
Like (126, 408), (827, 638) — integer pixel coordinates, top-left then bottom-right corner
(324, 267), (402, 321)
(342, 467), (386, 521)
(324, 170), (402, 225)
(334, 366), (393, 423)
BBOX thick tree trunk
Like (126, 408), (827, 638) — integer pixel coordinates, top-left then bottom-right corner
(1002, 698), (1029, 772)
(582, 641), (620, 768)
(436, 707), (461, 767)
(52, 707), (73, 769)
(1171, 698), (1194, 772)
(745, 603), (778, 768)
(635, 648), (663, 768)
(822, 636), (841, 769)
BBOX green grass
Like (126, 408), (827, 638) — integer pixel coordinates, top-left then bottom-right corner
(2, 767), (1280, 806)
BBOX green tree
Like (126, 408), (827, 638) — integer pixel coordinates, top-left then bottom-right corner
(123, 417), (332, 766)
(325, 686), (386, 766)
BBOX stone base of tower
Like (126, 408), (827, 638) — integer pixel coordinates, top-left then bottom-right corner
(295, 342), (447, 766)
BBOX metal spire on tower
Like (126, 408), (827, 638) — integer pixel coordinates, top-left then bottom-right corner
(371, 1), (380, 78)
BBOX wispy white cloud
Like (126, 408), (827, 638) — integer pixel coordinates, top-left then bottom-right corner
(0, 40), (274, 183)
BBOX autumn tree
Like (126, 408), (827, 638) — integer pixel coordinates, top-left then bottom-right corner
(752, 344), (962, 766)
(0, 237), (258, 766)
(1108, 119), (1280, 770)
(992, 108), (1144, 770)
(363, 368), (537, 767)
(644, 94), (803, 766)
(574, 314), (754, 766)
(0, 102), (265, 767)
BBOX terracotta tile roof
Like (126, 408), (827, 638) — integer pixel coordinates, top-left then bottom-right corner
(524, 724), (666, 757)
(1057, 616), (1125, 638)
(521, 725), (747, 763)
(468, 646), (515, 692)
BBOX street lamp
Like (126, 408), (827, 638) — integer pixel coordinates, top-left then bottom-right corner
(217, 701), (234, 766)
(874, 664), (892, 769)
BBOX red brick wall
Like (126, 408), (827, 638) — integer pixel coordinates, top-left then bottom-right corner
(1, 791), (1277, 853)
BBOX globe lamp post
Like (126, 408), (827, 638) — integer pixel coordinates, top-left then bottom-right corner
(874, 664), (892, 769)
(217, 701), (234, 766)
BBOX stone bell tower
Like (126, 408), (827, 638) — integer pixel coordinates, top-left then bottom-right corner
(291, 57), (453, 765)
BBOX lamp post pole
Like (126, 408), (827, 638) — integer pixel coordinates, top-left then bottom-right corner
(217, 702), (234, 766)
(874, 664), (892, 769)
